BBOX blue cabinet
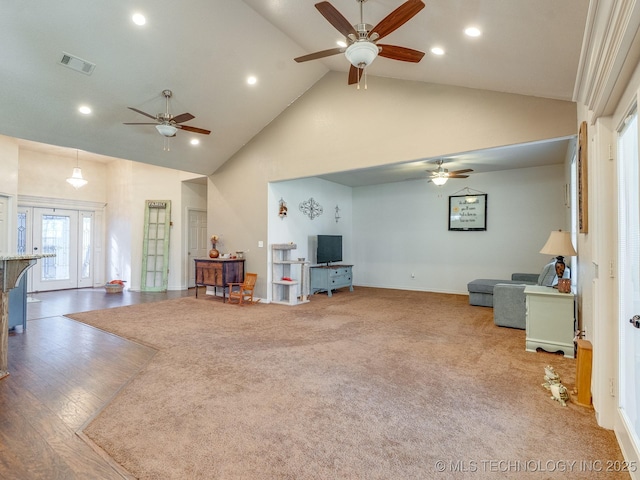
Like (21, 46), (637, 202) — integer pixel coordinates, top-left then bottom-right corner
(310, 265), (353, 297)
(8, 273), (27, 330)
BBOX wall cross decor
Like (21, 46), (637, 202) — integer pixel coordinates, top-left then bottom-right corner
(299, 197), (323, 220)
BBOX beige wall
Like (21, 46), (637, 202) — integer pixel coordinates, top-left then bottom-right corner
(17, 149), (108, 203)
(0, 135), (19, 196)
(0, 136), (20, 253)
(210, 72), (578, 297)
(106, 161), (206, 291)
(0, 139), (205, 290)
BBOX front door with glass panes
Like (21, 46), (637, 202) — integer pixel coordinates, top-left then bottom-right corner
(19, 207), (94, 292)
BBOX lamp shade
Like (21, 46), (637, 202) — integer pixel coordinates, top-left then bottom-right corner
(539, 230), (577, 257)
(345, 41), (379, 67)
(156, 124), (177, 137)
(66, 167), (88, 189)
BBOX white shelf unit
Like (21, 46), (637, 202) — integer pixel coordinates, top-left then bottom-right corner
(271, 244), (310, 306)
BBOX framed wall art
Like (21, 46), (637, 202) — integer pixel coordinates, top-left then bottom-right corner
(448, 194), (487, 231)
(578, 120), (588, 233)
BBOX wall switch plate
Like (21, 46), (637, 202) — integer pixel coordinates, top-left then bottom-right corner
(258, 241), (264, 248)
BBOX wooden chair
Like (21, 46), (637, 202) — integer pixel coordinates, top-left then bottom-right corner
(227, 273), (258, 305)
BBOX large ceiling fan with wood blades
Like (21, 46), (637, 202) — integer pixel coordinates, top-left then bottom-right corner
(427, 159), (473, 186)
(294, 0), (426, 87)
(124, 90), (211, 148)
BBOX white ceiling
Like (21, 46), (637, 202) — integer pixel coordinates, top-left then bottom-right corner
(1, 0), (588, 184)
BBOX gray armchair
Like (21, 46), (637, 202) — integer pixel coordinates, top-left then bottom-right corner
(493, 261), (568, 329)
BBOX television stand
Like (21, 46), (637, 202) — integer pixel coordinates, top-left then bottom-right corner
(310, 265), (353, 297)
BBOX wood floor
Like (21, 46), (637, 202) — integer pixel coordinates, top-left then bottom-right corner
(0, 287), (191, 480)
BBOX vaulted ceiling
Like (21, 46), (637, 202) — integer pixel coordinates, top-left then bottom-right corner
(0, 1), (588, 181)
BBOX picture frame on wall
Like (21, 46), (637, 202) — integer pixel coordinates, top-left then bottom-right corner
(578, 121), (588, 233)
(448, 194), (487, 231)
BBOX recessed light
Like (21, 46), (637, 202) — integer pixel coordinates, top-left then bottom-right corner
(190, 138), (200, 146)
(78, 105), (91, 115)
(247, 76), (257, 85)
(464, 26), (482, 37)
(132, 13), (146, 26)
(430, 47), (445, 56)
(337, 40), (347, 48)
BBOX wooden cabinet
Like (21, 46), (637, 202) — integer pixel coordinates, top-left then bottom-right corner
(524, 285), (575, 358)
(194, 258), (244, 302)
(310, 265), (353, 297)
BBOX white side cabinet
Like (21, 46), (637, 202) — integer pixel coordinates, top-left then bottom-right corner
(271, 244), (310, 306)
(524, 285), (575, 358)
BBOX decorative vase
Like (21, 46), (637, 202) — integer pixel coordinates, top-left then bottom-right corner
(557, 278), (571, 293)
(209, 244), (219, 258)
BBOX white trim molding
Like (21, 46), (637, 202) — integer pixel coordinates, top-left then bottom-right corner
(17, 195), (106, 210)
(574, 0), (640, 120)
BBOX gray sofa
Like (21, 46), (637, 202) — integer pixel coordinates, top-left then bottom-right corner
(467, 273), (538, 307)
(468, 262), (561, 330)
(493, 283), (532, 329)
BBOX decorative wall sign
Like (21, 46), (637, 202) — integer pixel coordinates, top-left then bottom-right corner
(448, 194), (487, 231)
(578, 121), (588, 233)
(299, 197), (323, 220)
(335, 205), (341, 223)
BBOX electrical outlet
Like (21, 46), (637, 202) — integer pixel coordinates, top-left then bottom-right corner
(258, 241), (264, 248)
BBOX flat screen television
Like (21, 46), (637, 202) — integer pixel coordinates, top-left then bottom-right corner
(316, 235), (342, 265)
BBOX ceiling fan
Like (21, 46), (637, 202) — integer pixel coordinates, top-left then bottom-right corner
(294, 0), (426, 86)
(427, 159), (473, 186)
(124, 89), (211, 139)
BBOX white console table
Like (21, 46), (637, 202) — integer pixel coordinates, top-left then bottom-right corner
(524, 285), (575, 358)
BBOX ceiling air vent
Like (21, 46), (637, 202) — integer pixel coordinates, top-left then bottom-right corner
(59, 52), (96, 75)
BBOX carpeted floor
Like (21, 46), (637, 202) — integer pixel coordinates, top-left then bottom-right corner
(67, 288), (627, 479)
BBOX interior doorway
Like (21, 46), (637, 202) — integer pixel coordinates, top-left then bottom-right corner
(187, 209), (208, 288)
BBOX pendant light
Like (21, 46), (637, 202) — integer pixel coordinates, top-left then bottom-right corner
(66, 150), (88, 189)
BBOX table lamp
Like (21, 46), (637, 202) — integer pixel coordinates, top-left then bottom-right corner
(539, 230), (577, 264)
(540, 230), (577, 291)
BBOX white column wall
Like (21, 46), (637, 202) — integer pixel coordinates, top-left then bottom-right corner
(211, 73), (577, 299)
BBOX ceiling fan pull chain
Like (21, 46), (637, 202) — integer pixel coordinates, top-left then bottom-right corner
(364, 67), (368, 90)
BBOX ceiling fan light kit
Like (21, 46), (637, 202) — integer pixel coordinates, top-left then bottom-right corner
(427, 159), (473, 186)
(432, 175), (448, 186)
(345, 41), (379, 67)
(156, 124), (178, 137)
(294, 0), (426, 86)
(124, 89), (211, 149)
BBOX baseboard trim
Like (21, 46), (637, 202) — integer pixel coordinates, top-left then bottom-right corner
(615, 408), (640, 480)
